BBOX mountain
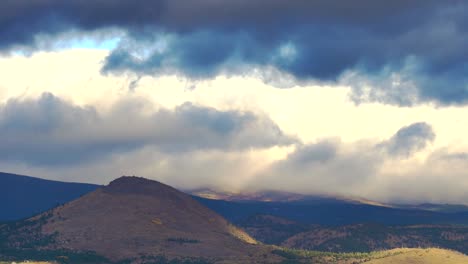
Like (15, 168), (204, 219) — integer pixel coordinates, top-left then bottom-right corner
(2, 172), (467, 227)
(0, 172), (100, 221)
(0, 176), (275, 264)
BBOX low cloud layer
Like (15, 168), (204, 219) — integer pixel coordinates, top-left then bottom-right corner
(1, 1), (467, 105)
(0, 93), (295, 166)
(249, 122), (468, 203)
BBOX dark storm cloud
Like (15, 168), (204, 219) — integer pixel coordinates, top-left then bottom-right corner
(1, 1), (468, 105)
(0, 0), (436, 44)
(0, 93), (295, 166)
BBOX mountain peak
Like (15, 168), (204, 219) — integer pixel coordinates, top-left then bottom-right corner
(105, 176), (179, 196)
(107, 175), (164, 188)
(108, 175), (152, 185)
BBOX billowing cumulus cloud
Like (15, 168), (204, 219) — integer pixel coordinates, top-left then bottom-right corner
(0, 93), (295, 166)
(1, 1), (467, 105)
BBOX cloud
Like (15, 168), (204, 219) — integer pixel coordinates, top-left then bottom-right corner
(0, 93), (295, 166)
(1, 91), (466, 204)
(286, 141), (338, 164)
(251, 138), (383, 195)
(249, 122), (451, 202)
(379, 122), (435, 158)
(0, 1), (437, 47)
(375, 149), (468, 203)
(1, 1), (467, 105)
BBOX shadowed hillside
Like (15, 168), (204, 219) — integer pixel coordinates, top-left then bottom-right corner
(0, 172), (100, 222)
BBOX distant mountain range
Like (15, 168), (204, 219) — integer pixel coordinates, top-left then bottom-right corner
(193, 195), (468, 227)
(0, 172), (100, 221)
(190, 187), (468, 213)
(2, 172), (467, 225)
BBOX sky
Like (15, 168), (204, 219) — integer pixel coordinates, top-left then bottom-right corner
(0, 1), (467, 204)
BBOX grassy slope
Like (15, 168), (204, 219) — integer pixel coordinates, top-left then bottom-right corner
(273, 247), (468, 264)
(364, 248), (468, 264)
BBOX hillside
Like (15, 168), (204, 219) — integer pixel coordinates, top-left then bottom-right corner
(282, 223), (468, 254)
(0, 177), (274, 264)
(0, 172), (100, 221)
(240, 215), (468, 254)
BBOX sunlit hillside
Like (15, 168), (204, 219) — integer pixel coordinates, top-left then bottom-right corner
(272, 247), (468, 264)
